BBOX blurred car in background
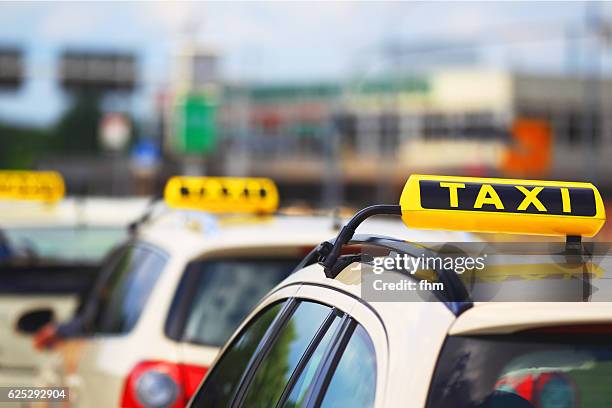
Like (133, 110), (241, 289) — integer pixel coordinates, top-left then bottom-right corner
(39, 176), (473, 408)
(0, 179), (149, 388)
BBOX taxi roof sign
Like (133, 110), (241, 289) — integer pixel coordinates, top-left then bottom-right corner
(400, 174), (606, 237)
(0, 170), (65, 203)
(164, 176), (279, 214)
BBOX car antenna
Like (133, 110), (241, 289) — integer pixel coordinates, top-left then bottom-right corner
(128, 193), (163, 235)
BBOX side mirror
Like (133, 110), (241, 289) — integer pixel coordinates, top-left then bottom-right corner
(16, 308), (55, 334)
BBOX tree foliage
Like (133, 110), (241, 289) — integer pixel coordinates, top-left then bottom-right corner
(49, 92), (103, 154)
(0, 92), (104, 168)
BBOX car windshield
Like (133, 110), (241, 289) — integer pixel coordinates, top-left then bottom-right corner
(427, 333), (612, 408)
(2, 226), (127, 263)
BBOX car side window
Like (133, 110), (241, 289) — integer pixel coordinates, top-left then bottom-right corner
(93, 245), (167, 334)
(241, 301), (336, 407)
(191, 302), (285, 408)
(280, 312), (342, 408)
(191, 299), (377, 408)
(319, 324), (377, 408)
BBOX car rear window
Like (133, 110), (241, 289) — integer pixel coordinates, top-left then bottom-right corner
(3, 226), (127, 263)
(427, 333), (612, 408)
(0, 227), (125, 295)
(165, 257), (300, 347)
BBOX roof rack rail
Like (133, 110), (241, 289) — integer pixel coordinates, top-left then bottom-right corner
(315, 204), (471, 312)
(309, 232), (473, 316)
(317, 205), (401, 278)
(128, 194), (163, 235)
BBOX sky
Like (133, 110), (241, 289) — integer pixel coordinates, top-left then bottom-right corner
(0, 1), (608, 127)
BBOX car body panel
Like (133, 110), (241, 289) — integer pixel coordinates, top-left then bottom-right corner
(274, 263), (457, 408)
(190, 263), (458, 408)
(0, 295), (77, 391)
(0, 295), (77, 369)
(190, 250), (612, 408)
(449, 301), (612, 335)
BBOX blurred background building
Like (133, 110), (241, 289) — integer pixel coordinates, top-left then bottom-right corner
(1, 2), (612, 219)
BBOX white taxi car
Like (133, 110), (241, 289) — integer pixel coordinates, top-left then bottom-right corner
(43, 176), (472, 408)
(0, 171), (147, 388)
(188, 174), (610, 408)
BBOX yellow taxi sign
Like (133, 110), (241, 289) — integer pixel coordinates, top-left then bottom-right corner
(164, 176), (279, 214)
(0, 170), (65, 203)
(400, 174), (606, 237)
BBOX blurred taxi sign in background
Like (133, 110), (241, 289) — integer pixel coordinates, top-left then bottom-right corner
(400, 174), (605, 237)
(0, 170), (65, 203)
(164, 176), (279, 214)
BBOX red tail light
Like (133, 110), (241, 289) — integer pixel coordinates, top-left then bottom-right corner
(120, 361), (208, 408)
(495, 372), (577, 406)
(179, 364), (208, 401)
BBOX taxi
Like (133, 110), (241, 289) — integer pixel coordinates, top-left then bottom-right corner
(188, 174), (611, 408)
(40, 176), (472, 408)
(0, 171), (145, 388)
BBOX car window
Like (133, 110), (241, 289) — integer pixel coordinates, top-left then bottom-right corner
(166, 257), (299, 347)
(190, 298), (377, 408)
(92, 245), (167, 334)
(242, 301), (335, 407)
(3, 226), (127, 262)
(190, 302), (285, 408)
(319, 324), (377, 408)
(427, 334), (612, 408)
(0, 227), (124, 296)
(281, 313), (342, 408)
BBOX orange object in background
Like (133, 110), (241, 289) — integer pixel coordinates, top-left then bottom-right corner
(502, 118), (552, 177)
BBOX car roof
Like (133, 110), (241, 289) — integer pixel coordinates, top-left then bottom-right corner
(275, 250), (612, 336)
(450, 302), (612, 335)
(135, 208), (476, 260)
(0, 197), (150, 227)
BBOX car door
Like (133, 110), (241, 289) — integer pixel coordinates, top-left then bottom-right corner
(71, 244), (168, 408)
(189, 283), (387, 408)
(0, 263), (97, 387)
(289, 284), (387, 408)
(1, 225), (127, 389)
